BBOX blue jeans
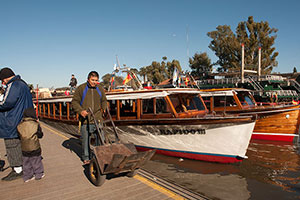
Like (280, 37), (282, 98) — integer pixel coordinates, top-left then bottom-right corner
(70, 86), (76, 94)
(80, 124), (97, 161)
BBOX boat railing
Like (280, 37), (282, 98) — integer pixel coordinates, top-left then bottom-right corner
(198, 77), (240, 86)
(289, 79), (300, 93)
(265, 90), (299, 97)
(259, 75), (285, 81)
(245, 77), (264, 91)
(38, 101), (78, 122)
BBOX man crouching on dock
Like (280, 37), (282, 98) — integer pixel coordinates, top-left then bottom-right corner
(71, 71), (107, 165)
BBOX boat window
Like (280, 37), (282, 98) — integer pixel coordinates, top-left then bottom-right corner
(61, 102), (68, 116)
(202, 96), (210, 110)
(108, 100), (117, 116)
(69, 105), (76, 118)
(214, 96), (237, 107)
(142, 99), (154, 114)
(189, 95), (206, 111)
(169, 94), (182, 112)
(169, 94), (205, 112)
(237, 92), (255, 106)
(120, 99), (137, 117)
(156, 98), (169, 113)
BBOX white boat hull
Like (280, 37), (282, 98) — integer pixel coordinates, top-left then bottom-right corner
(105, 121), (255, 163)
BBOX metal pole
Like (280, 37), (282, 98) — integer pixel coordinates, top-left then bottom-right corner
(241, 44), (245, 83)
(258, 47), (261, 81)
(36, 84), (39, 117)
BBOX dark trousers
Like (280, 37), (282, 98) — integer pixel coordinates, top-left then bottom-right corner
(4, 138), (23, 167)
(22, 155), (44, 181)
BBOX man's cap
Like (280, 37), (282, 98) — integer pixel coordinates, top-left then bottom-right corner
(0, 67), (15, 81)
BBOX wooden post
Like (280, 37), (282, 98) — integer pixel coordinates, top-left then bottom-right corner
(164, 96), (178, 118)
(53, 103), (55, 118)
(39, 104), (42, 117)
(117, 100), (120, 120)
(137, 99), (141, 119)
(43, 104), (46, 117)
(153, 98), (157, 114)
(59, 103), (62, 120)
(47, 104), (50, 117)
(67, 103), (70, 120)
(210, 97), (214, 113)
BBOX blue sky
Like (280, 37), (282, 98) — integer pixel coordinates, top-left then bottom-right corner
(0, 0), (299, 88)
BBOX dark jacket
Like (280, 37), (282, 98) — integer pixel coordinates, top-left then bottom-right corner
(0, 75), (34, 138)
(69, 77), (77, 87)
(17, 117), (43, 156)
(71, 82), (107, 124)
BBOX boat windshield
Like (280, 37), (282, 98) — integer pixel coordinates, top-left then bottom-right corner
(237, 91), (255, 106)
(169, 94), (205, 112)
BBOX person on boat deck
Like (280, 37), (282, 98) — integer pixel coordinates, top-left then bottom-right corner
(0, 67), (34, 181)
(71, 71), (107, 165)
(69, 74), (77, 94)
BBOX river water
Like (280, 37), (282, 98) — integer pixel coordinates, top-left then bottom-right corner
(142, 139), (300, 200)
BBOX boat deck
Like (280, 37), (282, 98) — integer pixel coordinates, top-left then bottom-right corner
(0, 123), (196, 200)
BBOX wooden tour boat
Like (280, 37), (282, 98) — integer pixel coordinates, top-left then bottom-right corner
(200, 88), (300, 142)
(37, 88), (256, 163)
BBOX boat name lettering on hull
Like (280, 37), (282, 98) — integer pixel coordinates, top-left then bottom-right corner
(159, 129), (206, 135)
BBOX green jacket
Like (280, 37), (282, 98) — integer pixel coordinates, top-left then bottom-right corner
(17, 118), (42, 152)
(71, 82), (107, 124)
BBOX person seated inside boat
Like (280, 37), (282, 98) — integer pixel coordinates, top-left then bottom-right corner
(176, 104), (187, 113)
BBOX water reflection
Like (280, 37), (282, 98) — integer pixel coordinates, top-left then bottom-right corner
(142, 139), (300, 199)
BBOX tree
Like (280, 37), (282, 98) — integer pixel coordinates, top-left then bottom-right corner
(139, 58), (182, 85)
(207, 16), (278, 74)
(166, 60), (182, 79)
(138, 66), (148, 83)
(189, 52), (213, 78)
(293, 67), (297, 73)
(101, 73), (123, 89)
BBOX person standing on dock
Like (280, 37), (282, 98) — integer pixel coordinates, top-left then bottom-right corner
(71, 71), (107, 165)
(17, 107), (44, 182)
(0, 67), (34, 181)
(69, 74), (77, 94)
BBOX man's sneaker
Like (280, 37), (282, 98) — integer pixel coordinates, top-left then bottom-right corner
(24, 176), (35, 183)
(1, 170), (23, 181)
(35, 173), (45, 180)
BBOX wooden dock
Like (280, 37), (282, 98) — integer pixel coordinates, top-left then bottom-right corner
(0, 123), (189, 200)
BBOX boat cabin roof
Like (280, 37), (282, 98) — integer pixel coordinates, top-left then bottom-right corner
(38, 88), (202, 103)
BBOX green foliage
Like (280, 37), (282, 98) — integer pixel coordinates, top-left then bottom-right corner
(189, 52), (212, 78)
(139, 56), (181, 84)
(293, 67), (297, 73)
(139, 57), (182, 85)
(207, 16), (278, 74)
(101, 73), (123, 89)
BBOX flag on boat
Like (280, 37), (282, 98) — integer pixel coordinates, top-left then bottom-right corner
(292, 100), (299, 105)
(123, 73), (132, 85)
(185, 77), (189, 86)
(172, 68), (179, 86)
(110, 73), (115, 87)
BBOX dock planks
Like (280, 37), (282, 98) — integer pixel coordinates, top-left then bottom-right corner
(0, 123), (174, 200)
